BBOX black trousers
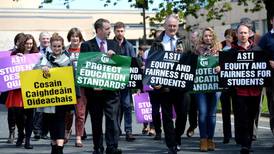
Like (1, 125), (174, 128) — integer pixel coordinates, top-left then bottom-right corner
(266, 78), (274, 132)
(188, 94), (197, 130)
(235, 95), (260, 148)
(149, 91), (162, 135)
(220, 89), (238, 141)
(7, 108), (16, 133)
(48, 106), (66, 140)
(86, 90), (120, 150)
(15, 108), (34, 141)
(155, 89), (188, 148)
(41, 112), (50, 136)
(33, 111), (43, 136)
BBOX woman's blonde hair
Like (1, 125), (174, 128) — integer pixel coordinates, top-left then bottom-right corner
(197, 27), (221, 54)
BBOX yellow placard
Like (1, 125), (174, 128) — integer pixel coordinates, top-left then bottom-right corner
(20, 66), (77, 109)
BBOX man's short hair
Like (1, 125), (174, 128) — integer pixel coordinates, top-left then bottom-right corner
(236, 23), (250, 32)
(164, 14), (179, 26)
(39, 32), (50, 40)
(94, 18), (110, 33)
(114, 22), (125, 30)
(240, 17), (254, 32)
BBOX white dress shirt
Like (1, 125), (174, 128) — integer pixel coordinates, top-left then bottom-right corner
(161, 33), (178, 52)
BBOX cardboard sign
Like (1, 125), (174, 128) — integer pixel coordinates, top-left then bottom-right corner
(219, 50), (271, 87)
(20, 66), (77, 109)
(0, 53), (41, 92)
(76, 52), (131, 90)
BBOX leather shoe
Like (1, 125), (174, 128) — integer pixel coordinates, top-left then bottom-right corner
(93, 147), (104, 154)
(34, 135), (40, 140)
(240, 147), (250, 154)
(223, 138), (230, 144)
(93, 149), (103, 154)
(41, 135), (49, 139)
(176, 145), (181, 151)
(16, 137), (24, 146)
(24, 143), (33, 149)
(168, 147), (177, 154)
(153, 134), (161, 140)
(126, 133), (135, 142)
(75, 142), (84, 147)
(106, 147), (122, 154)
(186, 127), (194, 137)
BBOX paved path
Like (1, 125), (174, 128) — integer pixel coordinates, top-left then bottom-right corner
(0, 104), (273, 154)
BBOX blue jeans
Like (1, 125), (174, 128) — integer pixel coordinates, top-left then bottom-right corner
(196, 92), (220, 139)
(119, 88), (132, 133)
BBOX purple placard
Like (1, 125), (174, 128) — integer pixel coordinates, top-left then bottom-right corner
(0, 53), (41, 92)
(133, 92), (176, 123)
(133, 92), (153, 123)
(0, 51), (11, 57)
(143, 85), (153, 92)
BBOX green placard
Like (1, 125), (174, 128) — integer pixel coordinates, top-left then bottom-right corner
(76, 52), (131, 91)
(192, 55), (221, 93)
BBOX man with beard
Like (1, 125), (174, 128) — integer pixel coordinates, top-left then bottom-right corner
(113, 22), (136, 142)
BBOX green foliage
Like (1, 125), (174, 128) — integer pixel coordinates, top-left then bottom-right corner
(43, 0), (53, 3)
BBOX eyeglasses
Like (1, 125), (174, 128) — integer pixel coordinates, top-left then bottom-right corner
(52, 45), (62, 48)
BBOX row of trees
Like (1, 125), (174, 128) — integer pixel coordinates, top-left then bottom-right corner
(14, 0), (273, 43)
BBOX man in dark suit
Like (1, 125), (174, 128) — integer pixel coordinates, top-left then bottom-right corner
(146, 14), (192, 154)
(33, 32), (51, 140)
(80, 18), (121, 154)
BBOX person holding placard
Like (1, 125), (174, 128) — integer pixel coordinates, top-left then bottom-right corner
(231, 24), (262, 154)
(4, 32), (25, 144)
(194, 27), (222, 152)
(146, 14), (193, 154)
(5, 34), (39, 149)
(80, 18), (121, 154)
(35, 33), (72, 154)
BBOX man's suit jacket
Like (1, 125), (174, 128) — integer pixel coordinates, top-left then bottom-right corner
(80, 37), (120, 94)
(80, 38), (120, 54)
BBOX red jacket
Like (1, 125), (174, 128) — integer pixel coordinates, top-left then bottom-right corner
(231, 40), (262, 96)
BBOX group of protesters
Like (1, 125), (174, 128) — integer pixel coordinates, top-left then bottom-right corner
(0, 13), (273, 154)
